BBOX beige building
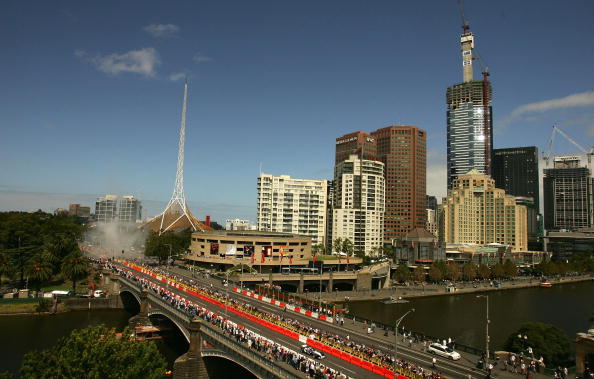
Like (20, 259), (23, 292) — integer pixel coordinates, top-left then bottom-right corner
(332, 155), (385, 255)
(185, 230), (312, 270)
(426, 208), (438, 238)
(441, 169), (528, 251)
(257, 174), (328, 245)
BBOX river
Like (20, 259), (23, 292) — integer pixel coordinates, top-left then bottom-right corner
(0, 309), (254, 378)
(347, 279), (594, 352)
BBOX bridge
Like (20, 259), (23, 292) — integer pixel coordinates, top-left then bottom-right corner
(118, 275), (305, 379)
(101, 262), (487, 379)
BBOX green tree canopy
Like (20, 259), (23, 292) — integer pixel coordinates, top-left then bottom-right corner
(446, 263), (461, 281)
(61, 250), (89, 293)
(428, 264), (443, 282)
(462, 263), (477, 281)
(20, 325), (167, 379)
(503, 322), (573, 367)
(477, 264), (490, 280)
(25, 253), (53, 291)
(144, 229), (191, 264)
(433, 260), (448, 278)
(393, 265), (410, 283)
(491, 262), (505, 278)
(503, 259), (518, 278)
(412, 266), (425, 282)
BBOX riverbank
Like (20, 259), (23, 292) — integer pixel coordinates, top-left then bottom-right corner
(0, 296), (121, 315)
(321, 274), (593, 303)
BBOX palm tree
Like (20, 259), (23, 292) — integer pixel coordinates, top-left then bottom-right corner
(26, 254), (53, 291)
(61, 250), (89, 293)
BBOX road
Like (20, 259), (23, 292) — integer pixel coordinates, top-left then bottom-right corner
(153, 264), (488, 379)
(116, 262), (379, 379)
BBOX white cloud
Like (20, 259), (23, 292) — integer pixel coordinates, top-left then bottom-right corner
(143, 24), (180, 38)
(193, 52), (212, 63)
(76, 48), (160, 77)
(169, 72), (186, 82)
(500, 91), (594, 129)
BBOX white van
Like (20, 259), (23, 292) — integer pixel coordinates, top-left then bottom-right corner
(51, 290), (73, 297)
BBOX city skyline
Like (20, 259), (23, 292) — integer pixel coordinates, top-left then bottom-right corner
(2, 1), (594, 223)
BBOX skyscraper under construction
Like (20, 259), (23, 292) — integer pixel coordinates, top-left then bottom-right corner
(446, 21), (493, 189)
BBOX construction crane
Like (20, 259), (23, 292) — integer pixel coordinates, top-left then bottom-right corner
(543, 125), (594, 167)
(457, 0), (470, 34)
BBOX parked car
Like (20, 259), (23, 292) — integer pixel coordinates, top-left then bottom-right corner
(93, 290), (106, 298)
(301, 345), (325, 359)
(427, 343), (461, 360)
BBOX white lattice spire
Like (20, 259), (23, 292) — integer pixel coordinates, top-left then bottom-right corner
(155, 81), (198, 234)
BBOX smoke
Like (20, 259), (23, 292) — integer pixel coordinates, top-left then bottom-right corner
(83, 221), (148, 260)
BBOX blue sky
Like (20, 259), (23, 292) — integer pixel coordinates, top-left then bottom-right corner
(1, 0), (594, 223)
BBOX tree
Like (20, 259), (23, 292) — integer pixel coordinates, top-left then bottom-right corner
(462, 263), (477, 281)
(393, 265), (410, 283)
(504, 322), (573, 367)
(446, 263), (461, 281)
(433, 260), (448, 278)
(26, 254), (53, 291)
(0, 251), (12, 285)
(477, 264), (490, 280)
(491, 262), (505, 278)
(503, 259), (518, 278)
(144, 229), (191, 264)
(412, 266), (426, 282)
(20, 325), (167, 379)
(312, 244), (325, 255)
(61, 250), (89, 293)
(341, 239), (354, 257)
(428, 264), (443, 282)
(333, 238), (343, 254)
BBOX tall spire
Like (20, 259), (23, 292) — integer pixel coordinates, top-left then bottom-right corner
(143, 81), (209, 234)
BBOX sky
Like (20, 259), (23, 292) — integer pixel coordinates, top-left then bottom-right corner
(1, 0), (594, 223)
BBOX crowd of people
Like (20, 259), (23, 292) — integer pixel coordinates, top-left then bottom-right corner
(100, 258), (444, 379)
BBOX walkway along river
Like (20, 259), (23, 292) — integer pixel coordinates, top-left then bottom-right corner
(347, 279), (594, 353)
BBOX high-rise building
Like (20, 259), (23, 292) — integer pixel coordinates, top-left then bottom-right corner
(68, 204), (91, 218)
(426, 195), (438, 211)
(332, 155), (385, 255)
(119, 195), (142, 223)
(95, 195), (118, 223)
(441, 169), (528, 251)
(257, 174), (328, 245)
(493, 146), (540, 245)
(446, 25), (493, 189)
(543, 156), (593, 231)
(335, 125), (427, 241)
(225, 219), (256, 231)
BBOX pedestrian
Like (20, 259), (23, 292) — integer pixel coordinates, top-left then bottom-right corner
(432, 357), (436, 369)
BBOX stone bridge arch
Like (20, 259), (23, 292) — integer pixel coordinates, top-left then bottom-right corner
(148, 309), (191, 343)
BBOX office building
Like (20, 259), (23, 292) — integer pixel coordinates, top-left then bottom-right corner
(335, 125), (427, 241)
(426, 195), (438, 211)
(119, 195), (142, 223)
(225, 219), (256, 231)
(68, 204), (91, 218)
(332, 155), (385, 255)
(257, 174), (328, 245)
(544, 228), (594, 261)
(426, 208), (438, 237)
(493, 146), (541, 246)
(446, 25), (493, 189)
(543, 156), (593, 231)
(441, 169), (528, 251)
(95, 195), (118, 223)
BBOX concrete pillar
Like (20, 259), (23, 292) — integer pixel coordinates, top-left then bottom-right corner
(327, 271), (333, 293)
(173, 318), (209, 379)
(268, 271), (273, 286)
(298, 272), (304, 294)
(129, 289), (150, 327)
(101, 270), (111, 287)
(111, 273), (121, 294)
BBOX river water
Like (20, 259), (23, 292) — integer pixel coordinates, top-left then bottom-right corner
(347, 279), (594, 352)
(0, 309), (254, 377)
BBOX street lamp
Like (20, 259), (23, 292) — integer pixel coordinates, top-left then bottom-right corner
(394, 308), (415, 379)
(319, 261), (324, 313)
(477, 295), (490, 361)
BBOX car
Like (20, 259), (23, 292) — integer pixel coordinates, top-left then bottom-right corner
(427, 343), (461, 360)
(301, 344), (325, 359)
(93, 290), (106, 297)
